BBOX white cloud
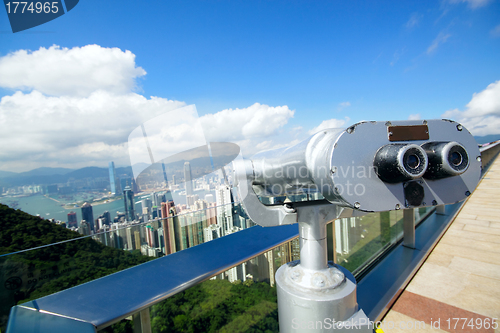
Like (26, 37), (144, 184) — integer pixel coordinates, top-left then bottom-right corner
(390, 47), (407, 66)
(0, 45), (297, 172)
(0, 45), (146, 97)
(448, 0), (492, 9)
(427, 32), (451, 54)
(199, 103), (294, 142)
(442, 80), (500, 136)
(308, 117), (350, 135)
(408, 114), (421, 120)
(406, 13), (422, 29)
(0, 90), (294, 171)
(491, 24), (500, 38)
(338, 101), (351, 111)
(0, 90), (185, 171)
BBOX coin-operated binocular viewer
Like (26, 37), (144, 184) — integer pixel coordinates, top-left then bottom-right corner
(233, 119), (481, 332)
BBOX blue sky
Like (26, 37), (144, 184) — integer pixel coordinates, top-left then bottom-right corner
(0, 0), (499, 172)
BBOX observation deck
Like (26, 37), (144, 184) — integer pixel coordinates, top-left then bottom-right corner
(381, 153), (500, 332)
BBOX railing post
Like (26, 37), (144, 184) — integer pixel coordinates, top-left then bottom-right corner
(436, 204), (446, 215)
(133, 308), (151, 333)
(403, 208), (415, 249)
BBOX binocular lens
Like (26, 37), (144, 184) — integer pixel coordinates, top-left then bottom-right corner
(374, 144), (428, 183)
(422, 141), (469, 179)
(406, 154), (420, 170)
(450, 151), (462, 166)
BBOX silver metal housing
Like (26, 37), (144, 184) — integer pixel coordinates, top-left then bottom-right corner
(244, 119), (481, 212)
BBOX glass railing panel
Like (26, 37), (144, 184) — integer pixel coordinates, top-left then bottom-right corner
(0, 199), (239, 332)
(143, 235), (296, 333)
(146, 277), (279, 333)
(334, 210), (404, 275)
(0, 235), (153, 332)
(415, 206), (434, 226)
(146, 248), (286, 333)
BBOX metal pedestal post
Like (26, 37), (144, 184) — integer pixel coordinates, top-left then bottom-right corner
(275, 205), (372, 332)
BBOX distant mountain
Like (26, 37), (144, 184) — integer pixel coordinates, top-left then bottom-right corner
(474, 135), (500, 145)
(65, 166), (110, 179)
(0, 150), (238, 188)
(0, 170), (17, 178)
(18, 167), (74, 177)
(0, 166), (133, 188)
(0, 167), (74, 180)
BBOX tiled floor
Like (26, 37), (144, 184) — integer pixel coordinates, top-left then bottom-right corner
(380, 157), (500, 332)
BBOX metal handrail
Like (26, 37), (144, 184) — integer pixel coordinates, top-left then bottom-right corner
(6, 224), (299, 332)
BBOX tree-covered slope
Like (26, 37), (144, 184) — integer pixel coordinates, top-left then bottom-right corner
(0, 204), (152, 330)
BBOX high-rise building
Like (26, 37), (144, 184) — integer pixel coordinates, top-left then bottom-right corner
(151, 192), (167, 218)
(123, 186), (135, 222)
(186, 195), (195, 208)
(206, 202), (218, 226)
(78, 220), (91, 236)
(100, 211), (111, 226)
(161, 201), (177, 255)
(142, 198), (152, 220)
(226, 263), (247, 283)
(134, 231), (141, 250)
(120, 177), (138, 194)
(203, 224), (221, 242)
(81, 202), (94, 232)
(184, 161), (193, 196)
(177, 215), (189, 251)
(145, 225), (157, 248)
(157, 227), (165, 254)
(67, 211), (77, 228)
(108, 162), (121, 196)
(216, 185), (234, 235)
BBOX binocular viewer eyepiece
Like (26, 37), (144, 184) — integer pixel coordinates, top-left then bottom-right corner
(237, 119), (481, 213)
(422, 141), (469, 179)
(374, 141), (469, 183)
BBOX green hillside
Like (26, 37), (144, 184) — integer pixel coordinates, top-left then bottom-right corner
(0, 204), (152, 331)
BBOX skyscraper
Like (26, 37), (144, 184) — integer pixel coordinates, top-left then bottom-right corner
(123, 186), (135, 222)
(108, 162), (121, 196)
(161, 201), (176, 254)
(67, 211), (77, 228)
(184, 161), (193, 196)
(81, 202), (94, 232)
(100, 211), (111, 226)
(120, 177), (138, 194)
(216, 185), (234, 235)
(78, 220), (91, 236)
